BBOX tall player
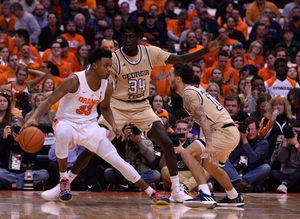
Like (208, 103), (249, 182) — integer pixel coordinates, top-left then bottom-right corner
(22, 48), (170, 204)
(41, 22), (224, 203)
(168, 62), (244, 208)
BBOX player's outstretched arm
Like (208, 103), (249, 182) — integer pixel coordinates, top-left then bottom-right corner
(22, 75), (79, 130)
(183, 90), (218, 164)
(166, 33), (225, 64)
(100, 83), (125, 141)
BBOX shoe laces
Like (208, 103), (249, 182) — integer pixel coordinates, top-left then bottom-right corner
(60, 177), (70, 194)
(152, 190), (167, 199)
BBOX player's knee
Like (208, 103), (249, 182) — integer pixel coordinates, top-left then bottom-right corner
(55, 130), (72, 144)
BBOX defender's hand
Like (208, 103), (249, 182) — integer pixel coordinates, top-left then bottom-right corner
(201, 142), (218, 164)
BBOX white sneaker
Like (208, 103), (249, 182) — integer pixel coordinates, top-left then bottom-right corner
(170, 186), (193, 203)
(277, 184), (287, 193)
(41, 184), (60, 201)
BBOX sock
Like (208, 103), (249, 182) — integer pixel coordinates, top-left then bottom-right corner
(68, 170), (77, 184)
(198, 184), (211, 195)
(170, 175), (180, 190)
(60, 171), (68, 180)
(145, 186), (154, 197)
(226, 188), (238, 199)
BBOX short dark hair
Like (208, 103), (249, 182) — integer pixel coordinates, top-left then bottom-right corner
(264, 50), (276, 60)
(56, 36), (69, 48)
(245, 117), (259, 129)
(10, 2), (23, 10)
(257, 23), (266, 29)
(88, 47), (112, 64)
(250, 75), (264, 88)
(104, 25), (113, 32)
(175, 119), (189, 127)
(292, 120), (300, 128)
(225, 93), (240, 106)
(98, 37), (114, 47)
(43, 61), (60, 76)
(275, 47), (287, 56)
(7, 53), (18, 62)
(218, 50), (229, 58)
(119, 22), (144, 39)
(274, 58), (287, 66)
(150, 80), (157, 89)
(173, 62), (194, 84)
(15, 29), (29, 44)
(190, 75), (200, 85)
(50, 41), (61, 48)
(283, 27), (293, 35)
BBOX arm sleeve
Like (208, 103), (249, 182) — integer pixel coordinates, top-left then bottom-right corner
(148, 46), (171, 67)
(243, 139), (269, 164)
(167, 30), (179, 41)
(259, 117), (275, 138)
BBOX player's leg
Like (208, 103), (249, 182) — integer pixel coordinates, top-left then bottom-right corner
(147, 121), (192, 202)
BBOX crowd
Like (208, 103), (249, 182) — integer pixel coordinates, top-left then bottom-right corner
(0, 0), (300, 195)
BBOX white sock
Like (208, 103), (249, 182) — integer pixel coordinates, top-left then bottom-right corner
(226, 188), (238, 199)
(198, 184), (211, 195)
(170, 175), (180, 190)
(68, 170), (77, 184)
(145, 186), (154, 197)
(60, 171), (68, 180)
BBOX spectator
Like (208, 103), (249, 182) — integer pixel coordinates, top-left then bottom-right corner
(218, 27), (238, 47)
(231, 55), (244, 74)
(102, 25), (114, 39)
(10, 2), (41, 45)
(130, 0), (148, 24)
(150, 93), (167, 113)
(276, 27), (300, 64)
(155, 109), (173, 133)
(61, 20), (86, 55)
(200, 34), (217, 68)
(0, 92), (13, 129)
(239, 64), (258, 79)
(206, 82), (224, 105)
(144, 0), (166, 14)
(167, 9), (190, 43)
(276, 47), (288, 59)
(40, 0), (51, 12)
(119, 2), (138, 23)
(0, 54), (19, 86)
(187, 0), (207, 22)
(105, 0), (121, 19)
(237, 77), (246, 99)
(191, 62), (206, 90)
(245, 0), (281, 26)
(160, 119), (197, 192)
(287, 67), (300, 84)
(38, 11), (63, 51)
(34, 4), (48, 29)
(50, 0), (69, 21)
(258, 50), (276, 81)
(259, 95), (293, 164)
(75, 13), (95, 52)
(287, 88), (300, 120)
(199, 8), (219, 38)
(180, 17), (200, 43)
(87, 6), (113, 36)
(104, 123), (160, 189)
(98, 37), (115, 52)
(284, 7), (300, 43)
(20, 0), (39, 14)
(184, 31), (204, 53)
(79, 0), (96, 10)
(247, 76), (265, 114)
(38, 61), (63, 89)
(62, 0), (90, 26)
(0, 1), (16, 31)
(0, 28), (15, 55)
(119, 0), (136, 14)
(209, 67), (233, 97)
(225, 93), (249, 122)
(224, 9), (248, 40)
(244, 40), (265, 70)
(225, 17), (246, 47)
(225, 117), (270, 192)
(112, 14), (123, 47)
(0, 116), (49, 189)
(164, 89), (183, 127)
(148, 81), (157, 100)
(1, 88), (22, 117)
(250, 92), (272, 125)
(230, 42), (256, 68)
(217, 2), (234, 27)
(265, 58), (300, 98)
(42, 78), (55, 93)
(0, 46), (9, 74)
(143, 13), (166, 46)
(75, 44), (88, 71)
(282, 0), (300, 23)
(215, 0), (244, 21)
(19, 44), (40, 70)
(158, 0), (177, 34)
(246, 23), (275, 54)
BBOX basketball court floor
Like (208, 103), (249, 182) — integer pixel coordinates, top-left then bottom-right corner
(0, 191), (299, 218)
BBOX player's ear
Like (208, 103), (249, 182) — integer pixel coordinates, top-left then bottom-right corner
(92, 62), (97, 70)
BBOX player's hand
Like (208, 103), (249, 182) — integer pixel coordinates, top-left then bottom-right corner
(21, 117), (38, 133)
(201, 142), (218, 164)
(3, 125), (11, 139)
(112, 125), (125, 142)
(206, 33), (225, 53)
(272, 110), (279, 121)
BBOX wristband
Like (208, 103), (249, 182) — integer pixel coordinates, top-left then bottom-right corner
(270, 118), (275, 121)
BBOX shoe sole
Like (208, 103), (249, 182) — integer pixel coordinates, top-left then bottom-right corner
(41, 192), (59, 201)
(216, 203), (244, 207)
(151, 200), (170, 205)
(183, 201), (217, 209)
(59, 195), (73, 202)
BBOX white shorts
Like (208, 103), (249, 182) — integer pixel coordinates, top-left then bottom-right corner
(53, 119), (108, 153)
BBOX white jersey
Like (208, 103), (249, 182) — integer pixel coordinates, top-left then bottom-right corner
(264, 76), (300, 98)
(56, 71), (108, 122)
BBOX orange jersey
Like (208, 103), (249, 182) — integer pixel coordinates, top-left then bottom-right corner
(12, 44), (42, 66)
(0, 65), (9, 74)
(79, 0), (96, 9)
(51, 100), (60, 112)
(187, 10), (212, 22)
(166, 20), (191, 37)
(224, 17), (248, 39)
(0, 35), (16, 53)
(60, 33), (86, 55)
(221, 83), (233, 97)
(0, 69), (16, 85)
(203, 66), (239, 86)
(52, 3), (62, 21)
(43, 49), (79, 72)
(244, 53), (265, 70)
(258, 66), (275, 81)
(203, 50), (219, 68)
(0, 14), (16, 31)
(144, 0), (166, 14)
(189, 44), (204, 53)
(19, 59), (40, 70)
(226, 38), (238, 47)
(50, 58), (72, 79)
(151, 64), (173, 97)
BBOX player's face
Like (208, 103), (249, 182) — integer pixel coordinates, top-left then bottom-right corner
(35, 96), (45, 108)
(121, 30), (139, 53)
(95, 57), (112, 79)
(168, 67), (178, 91)
(273, 101), (284, 115)
(0, 95), (8, 111)
(224, 100), (240, 118)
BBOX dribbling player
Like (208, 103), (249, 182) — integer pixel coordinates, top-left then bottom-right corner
(168, 62), (244, 208)
(23, 47), (169, 204)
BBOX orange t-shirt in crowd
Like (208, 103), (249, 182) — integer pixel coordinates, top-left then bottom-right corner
(203, 50), (219, 68)
(42, 49), (79, 72)
(79, 0), (96, 9)
(11, 107), (22, 116)
(19, 59), (40, 70)
(50, 58), (72, 79)
(189, 44), (204, 53)
(0, 65), (9, 74)
(144, 0), (166, 14)
(79, 64), (85, 71)
(60, 33), (86, 55)
(221, 83), (234, 97)
(258, 66), (276, 81)
(37, 76), (63, 89)
(51, 100), (60, 112)
(0, 69), (16, 85)
(0, 35), (16, 53)
(227, 57), (256, 70)
(52, 3), (63, 21)
(244, 52), (265, 70)
(187, 10), (212, 22)
(12, 44), (42, 65)
(226, 38), (238, 47)
(166, 20), (191, 37)
(0, 14), (17, 31)
(151, 64), (173, 97)
(203, 66), (239, 85)
(224, 17), (248, 39)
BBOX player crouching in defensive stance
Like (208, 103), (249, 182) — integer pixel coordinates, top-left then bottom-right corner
(22, 48), (169, 205)
(168, 62), (244, 208)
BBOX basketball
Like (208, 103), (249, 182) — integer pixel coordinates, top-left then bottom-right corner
(19, 127), (45, 153)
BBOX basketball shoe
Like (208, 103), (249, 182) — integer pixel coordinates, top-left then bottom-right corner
(169, 185), (193, 203)
(150, 190), (170, 205)
(216, 193), (244, 207)
(183, 190), (217, 209)
(59, 177), (73, 202)
(41, 184), (60, 201)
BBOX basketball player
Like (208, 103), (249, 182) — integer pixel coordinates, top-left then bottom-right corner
(41, 22), (224, 203)
(168, 62), (244, 208)
(22, 48), (170, 205)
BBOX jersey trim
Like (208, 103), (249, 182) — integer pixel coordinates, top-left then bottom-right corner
(184, 88), (203, 105)
(113, 52), (121, 76)
(120, 45), (142, 65)
(144, 46), (153, 69)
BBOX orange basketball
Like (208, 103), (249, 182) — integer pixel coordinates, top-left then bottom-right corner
(19, 127), (44, 153)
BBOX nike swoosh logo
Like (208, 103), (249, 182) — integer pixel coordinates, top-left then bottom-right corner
(87, 185), (92, 189)
(119, 184), (128, 188)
